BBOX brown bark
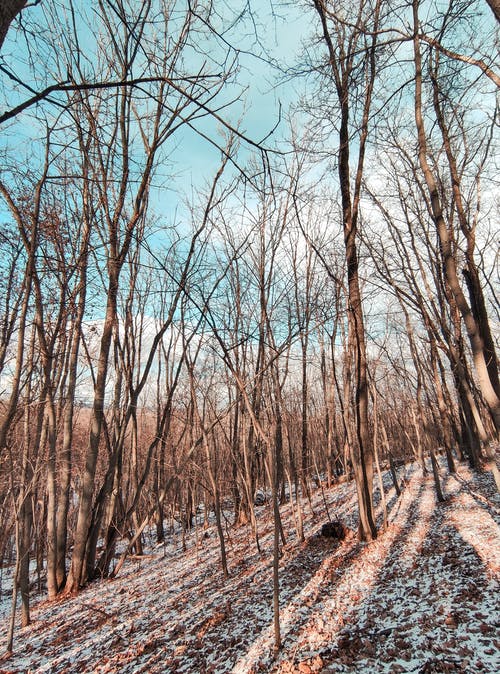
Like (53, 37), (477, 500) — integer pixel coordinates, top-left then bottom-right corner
(55, 237), (90, 589)
(271, 444), (282, 654)
(429, 329), (456, 473)
(0, 0), (28, 52)
(412, 0), (500, 435)
(462, 267), (500, 400)
(430, 447), (446, 503)
(389, 455), (401, 497)
(370, 380), (388, 530)
(429, 57), (500, 407)
(65, 260), (120, 593)
(485, 0), (500, 23)
(312, 0), (380, 541)
(0, 183), (38, 456)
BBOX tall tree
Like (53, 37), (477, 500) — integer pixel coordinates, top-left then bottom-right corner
(411, 0), (500, 435)
(59, 1), (245, 592)
(309, 0), (382, 540)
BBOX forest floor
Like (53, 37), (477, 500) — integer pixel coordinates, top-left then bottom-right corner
(0, 459), (499, 673)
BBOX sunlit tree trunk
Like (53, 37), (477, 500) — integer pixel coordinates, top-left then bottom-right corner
(429, 49), (499, 404)
(312, 0), (381, 540)
(412, 0), (500, 435)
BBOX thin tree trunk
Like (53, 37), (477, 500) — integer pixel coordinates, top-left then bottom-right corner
(430, 447), (445, 503)
(270, 439), (281, 654)
(66, 268), (119, 593)
(205, 430), (228, 578)
(5, 511), (21, 655)
(389, 456), (401, 497)
(45, 397), (58, 601)
(371, 382), (387, 530)
(412, 0), (500, 434)
(312, 0), (381, 541)
(429, 329), (456, 473)
(56, 311), (84, 590)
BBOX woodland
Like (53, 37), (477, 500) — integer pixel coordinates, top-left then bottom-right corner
(0, 0), (498, 669)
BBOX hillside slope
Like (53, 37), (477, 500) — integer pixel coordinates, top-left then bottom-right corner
(1, 462), (499, 673)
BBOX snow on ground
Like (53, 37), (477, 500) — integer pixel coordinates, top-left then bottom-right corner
(0, 460), (498, 674)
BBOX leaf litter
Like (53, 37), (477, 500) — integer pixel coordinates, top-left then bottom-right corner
(0, 460), (498, 674)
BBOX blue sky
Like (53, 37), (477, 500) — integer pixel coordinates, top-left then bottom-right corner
(0, 0), (311, 233)
(159, 1), (309, 190)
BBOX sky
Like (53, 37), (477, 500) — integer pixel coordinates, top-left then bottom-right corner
(151, 1), (310, 212)
(0, 0), (310, 230)
(0, 0), (314, 396)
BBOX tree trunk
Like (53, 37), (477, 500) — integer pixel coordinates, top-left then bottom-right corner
(56, 315), (83, 590)
(389, 456), (401, 497)
(66, 267), (119, 592)
(412, 0), (500, 434)
(429, 329), (456, 473)
(312, 0), (380, 541)
(205, 431), (228, 578)
(45, 397), (58, 600)
(485, 0), (500, 23)
(344, 207), (377, 540)
(430, 448), (445, 503)
(271, 449), (281, 654)
(0, 0), (27, 52)
(429, 55), (500, 408)
(371, 381), (387, 530)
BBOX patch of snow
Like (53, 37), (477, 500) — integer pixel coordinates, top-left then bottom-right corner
(0, 461), (498, 674)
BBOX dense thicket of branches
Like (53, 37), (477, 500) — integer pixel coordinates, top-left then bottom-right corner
(0, 0), (497, 652)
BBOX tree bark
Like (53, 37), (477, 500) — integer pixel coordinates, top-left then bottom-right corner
(312, 0), (380, 541)
(412, 0), (500, 435)
(485, 0), (500, 23)
(0, 0), (28, 52)
(429, 56), (500, 408)
(65, 265), (119, 593)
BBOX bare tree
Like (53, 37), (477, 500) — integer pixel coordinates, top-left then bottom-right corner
(305, 0), (383, 540)
(412, 0), (500, 435)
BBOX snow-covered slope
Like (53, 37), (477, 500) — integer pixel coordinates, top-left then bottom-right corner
(1, 462), (498, 673)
